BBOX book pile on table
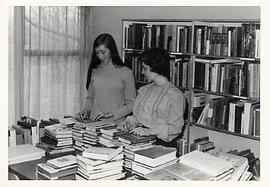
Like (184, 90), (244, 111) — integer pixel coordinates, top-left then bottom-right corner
(39, 123), (75, 158)
(98, 125), (126, 148)
(143, 150), (234, 181)
(190, 136), (215, 152)
(75, 145), (125, 180)
(116, 133), (156, 172)
(36, 155), (77, 180)
(131, 145), (178, 176)
(82, 122), (117, 148)
(72, 122), (87, 151)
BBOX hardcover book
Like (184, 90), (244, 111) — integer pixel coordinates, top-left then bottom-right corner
(134, 145), (177, 167)
(46, 155), (77, 168)
(36, 163), (77, 178)
(117, 133), (156, 145)
(82, 145), (123, 161)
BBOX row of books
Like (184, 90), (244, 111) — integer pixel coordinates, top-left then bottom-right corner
(124, 53), (146, 83)
(170, 57), (189, 88)
(124, 23), (192, 53)
(195, 97), (260, 137)
(124, 22), (260, 59)
(193, 59), (260, 98)
(194, 23), (260, 58)
(190, 136), (215, 152)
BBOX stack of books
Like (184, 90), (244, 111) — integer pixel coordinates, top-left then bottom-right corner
(99, 125), (126, 148)
(131, 145), (178, 176)
(75, 145), (125, 180)
(190, 136), (215, 152)
(144, 150), (234, 181)
(72, 122), (86, 151)
(117, 133), (156, 172)
(83, 121), (116, 148)
(39, 123), (75, 158)
(36, 155), (77, 180)
(8, 144), (46, 165)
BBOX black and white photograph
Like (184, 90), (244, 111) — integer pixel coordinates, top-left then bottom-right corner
(2, 1), (270, 187)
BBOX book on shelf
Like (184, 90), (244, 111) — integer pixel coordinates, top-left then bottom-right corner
(196, 97), (260, 137)
(179, 150), (233, 177)
(193, 22), (260, 58)
(8, 144), (46, 165)
(133, 145), (177, 167)
(82, 145), (123, 161)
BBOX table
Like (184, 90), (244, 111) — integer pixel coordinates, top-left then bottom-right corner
(8, 157), (45, 180)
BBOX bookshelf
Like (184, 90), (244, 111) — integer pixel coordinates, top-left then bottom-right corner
(122, 19), (260, 155)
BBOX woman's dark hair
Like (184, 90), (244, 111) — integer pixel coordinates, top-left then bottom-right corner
(86, 33), (125, 89)
(140, 48), (170, 80)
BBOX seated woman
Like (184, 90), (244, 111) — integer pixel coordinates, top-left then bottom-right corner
(118, 48), (186, 148)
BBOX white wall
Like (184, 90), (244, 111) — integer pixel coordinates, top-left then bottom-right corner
(89, 6), (261, 157)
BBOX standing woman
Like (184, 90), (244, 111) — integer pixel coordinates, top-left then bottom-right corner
(77, 33), (136, 121)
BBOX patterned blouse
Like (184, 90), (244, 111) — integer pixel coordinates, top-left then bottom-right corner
(132, 82), (185, 142)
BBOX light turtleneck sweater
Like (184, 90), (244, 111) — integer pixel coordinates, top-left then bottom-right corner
(84, 62), (136, 120)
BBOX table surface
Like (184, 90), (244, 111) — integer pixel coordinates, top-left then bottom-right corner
(9, 157), (45, 180)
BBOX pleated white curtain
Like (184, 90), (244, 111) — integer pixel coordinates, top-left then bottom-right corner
(8, 6), (91, 126)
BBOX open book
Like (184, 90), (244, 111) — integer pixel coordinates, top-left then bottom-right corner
(179, 150), (233, 176)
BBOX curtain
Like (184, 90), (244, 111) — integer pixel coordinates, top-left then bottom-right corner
(8, 6), (91, 126)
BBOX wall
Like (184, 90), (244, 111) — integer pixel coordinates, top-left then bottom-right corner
(90, 6), (261, 157)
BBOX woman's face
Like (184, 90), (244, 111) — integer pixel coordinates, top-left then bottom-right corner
(95, 44), (111, 64)
(142, 63), (158, 82)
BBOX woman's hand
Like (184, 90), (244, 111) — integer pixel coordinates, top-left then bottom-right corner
(117, 120), (133, 132)
(75, 110), (90, 121)
(90, 112), (113, 121)
(132, 127), (151, 136)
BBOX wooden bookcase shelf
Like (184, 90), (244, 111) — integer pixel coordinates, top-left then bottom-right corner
(122, 19), (260, 153)
(192, 88), (260, 101)
(192, 123), (260, 141)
